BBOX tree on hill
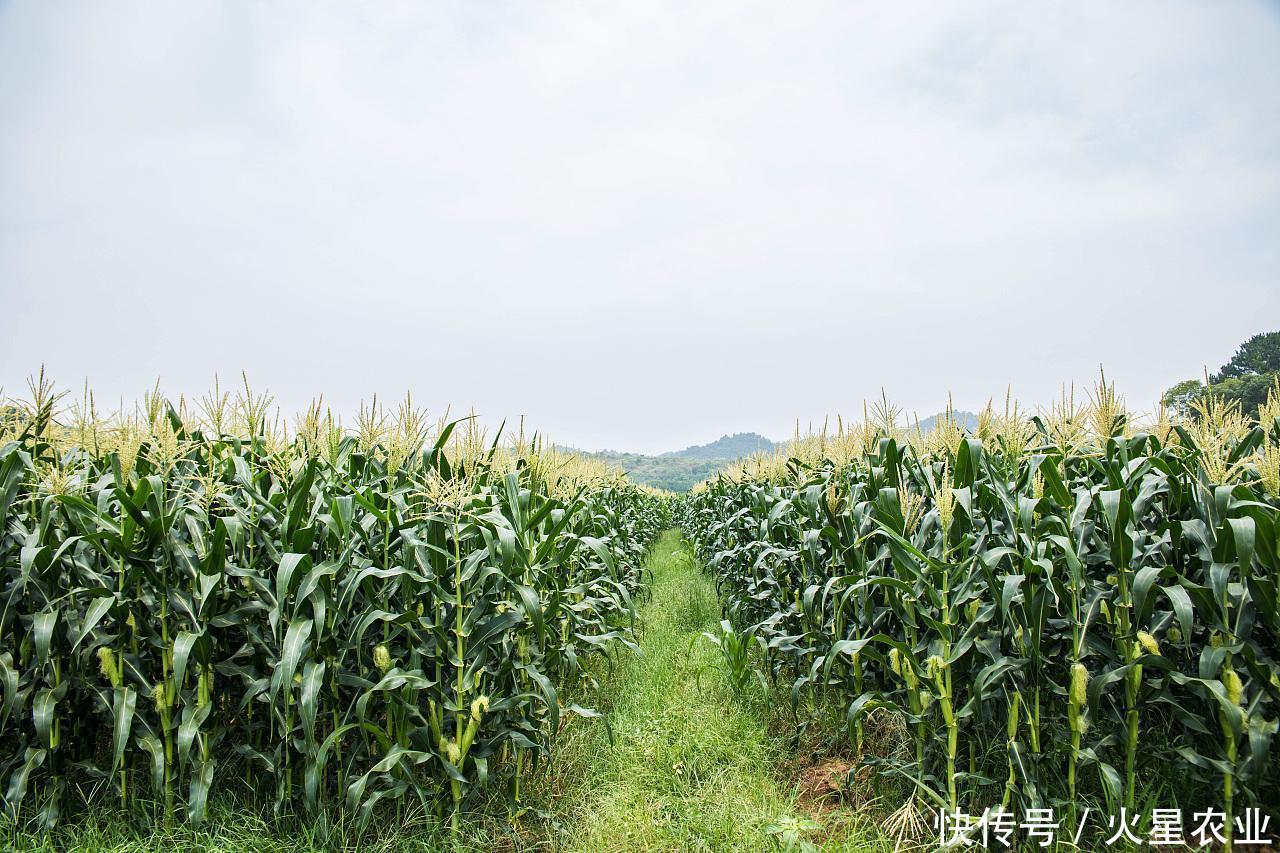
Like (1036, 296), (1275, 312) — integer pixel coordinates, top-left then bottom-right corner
(1212, 331), (1280, 382)
(1164, 330), (1280, 417)
(1162, 379), (1206, 416)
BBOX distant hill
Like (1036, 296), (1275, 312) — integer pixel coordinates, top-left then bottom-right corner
(576, 416), (982, 493)
(574, 432), (776, 492)
(915, 410), (979, 432)
(661, 432), (775, 461)
(585, 451), (726, 493)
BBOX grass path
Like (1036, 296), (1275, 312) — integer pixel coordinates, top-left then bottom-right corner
(553, 530), (803, 851)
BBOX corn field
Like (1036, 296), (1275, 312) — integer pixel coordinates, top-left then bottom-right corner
(679, 383), (1279, 845)
(0, 375), (665, 829)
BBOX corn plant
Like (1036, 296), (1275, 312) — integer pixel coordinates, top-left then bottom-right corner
(698, 620), (764, 698)
(679, 380), (1279, 847)
(0, 377), (666, 831)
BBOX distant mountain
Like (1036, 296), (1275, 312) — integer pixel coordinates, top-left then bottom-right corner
(915, 410), (979, 432)
(661, 432), (775, 461)
(572, 431), (776, 493)
(575, 417), (984, 493)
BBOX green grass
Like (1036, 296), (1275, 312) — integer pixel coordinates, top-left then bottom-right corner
(546, 530), (892, 851)
(557, 531), (805, 851)
(4, 531), (893, 852)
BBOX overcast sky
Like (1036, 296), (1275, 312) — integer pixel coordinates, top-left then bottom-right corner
(2, 2), (1278, 453)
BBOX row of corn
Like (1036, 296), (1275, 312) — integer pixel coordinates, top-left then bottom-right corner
(0, 375), (666, 829)
(679, 383), (1278, 848)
